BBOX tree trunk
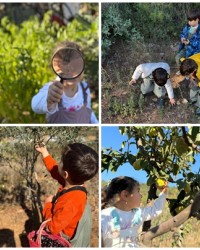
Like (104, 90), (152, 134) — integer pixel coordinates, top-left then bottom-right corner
(140, 191), (200, 246)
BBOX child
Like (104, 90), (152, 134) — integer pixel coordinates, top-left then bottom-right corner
(180, 53), (200, 115)
(31, 41), (98, 124)
(101, 176), (167, 247)
(129, 62), (176, 108)
(35, 142), (98, 247)
(175, 10), (200, 68)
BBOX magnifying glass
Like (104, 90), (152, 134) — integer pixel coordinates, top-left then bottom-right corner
(51, 47), (85, 82)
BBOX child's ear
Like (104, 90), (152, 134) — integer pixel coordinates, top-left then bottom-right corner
(64, 171), (69, 179)
(120, 190), (129, 201)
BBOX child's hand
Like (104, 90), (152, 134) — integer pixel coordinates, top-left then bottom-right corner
(47, 81), (63, 106)
(157, 180), (168, 194)
(181, 38), (189, 45)
(35, 142), (49, 158)
(181, 37), (186, 43)
(129, 79), (136, 85)
(184, 39), (189, 45)
(169, 98), (176, 106)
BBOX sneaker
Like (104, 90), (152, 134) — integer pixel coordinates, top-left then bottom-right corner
(138, 93), (145, 108)
(195, 107), (200, 115)
(157, 97), (165, 109)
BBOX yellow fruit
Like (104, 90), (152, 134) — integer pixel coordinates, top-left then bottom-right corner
(156, 178), (166, 188)
(184, 183), (191, 193)
(133, 159), (142, 170)
(175, 206), (184, 214)
(149, 128), (157, 137)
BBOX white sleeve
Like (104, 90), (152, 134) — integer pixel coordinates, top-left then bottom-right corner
(31, 83), (58, 114)
(132, 64), (143, 80)
(165, 80), (174, 99)
(140, 192), (166, 222)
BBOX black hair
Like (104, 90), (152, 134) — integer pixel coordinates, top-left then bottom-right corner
(152, 67), (169, 86)
(187, 10), (200, 21)
(61, 143), (98, 184)
(180, 58), (198, 76)
(101, 176), (139, 209)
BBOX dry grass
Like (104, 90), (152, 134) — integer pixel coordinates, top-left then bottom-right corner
(140, 184), (200, 247)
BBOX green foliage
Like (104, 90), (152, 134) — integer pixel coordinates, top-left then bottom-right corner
(102, 3), (143, 59)
(0, 126), (98, 200)
(102, 126), (200, 217)
(0, 10), (98, 123)
(102, 3), (200, 59)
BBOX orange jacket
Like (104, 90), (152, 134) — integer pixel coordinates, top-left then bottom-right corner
(42, 155), (87, 238)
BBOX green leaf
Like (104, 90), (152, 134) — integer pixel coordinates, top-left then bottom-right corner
(176, 138), (189, 156)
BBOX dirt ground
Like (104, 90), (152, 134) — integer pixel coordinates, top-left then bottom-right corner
(0, 175), (99, 248)
(102, 41), (200, 124)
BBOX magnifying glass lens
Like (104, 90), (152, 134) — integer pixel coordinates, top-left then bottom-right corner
(52, 48), (84, 80)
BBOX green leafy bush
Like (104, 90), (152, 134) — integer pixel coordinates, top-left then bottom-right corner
(102, 3), (143, 59)
(0, 11), (98, 123)
(102, 3), (200, 59)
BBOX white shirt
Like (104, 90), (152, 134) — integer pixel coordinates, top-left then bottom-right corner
(31, 81), (98, 124)
(101, 192), (166, 248)
(131, 62), (174, 99)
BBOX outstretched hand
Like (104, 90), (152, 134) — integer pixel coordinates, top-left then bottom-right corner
(129, 79), (136, 86)
(35, 142), (49, 158)
(169, 98), (176, 106)
(157, 181), (168, 194)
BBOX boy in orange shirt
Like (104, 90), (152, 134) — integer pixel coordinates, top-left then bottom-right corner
(35, 142), (98, 246)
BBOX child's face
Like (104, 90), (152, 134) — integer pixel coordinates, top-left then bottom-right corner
(127, 184), (142, 208)
(63, 75), (82, 87)
(188, 18), (199, 27)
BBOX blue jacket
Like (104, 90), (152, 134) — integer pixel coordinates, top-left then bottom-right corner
(179, 23), (200, 57)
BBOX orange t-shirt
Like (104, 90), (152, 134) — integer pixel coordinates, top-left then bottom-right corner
(42, 155), (87, 238)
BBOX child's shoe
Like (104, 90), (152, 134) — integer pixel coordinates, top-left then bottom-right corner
(157, 97), (165, 109)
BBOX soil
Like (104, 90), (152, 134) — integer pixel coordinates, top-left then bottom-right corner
(102, 41), (200, 124)
(0, 175), (99, 248)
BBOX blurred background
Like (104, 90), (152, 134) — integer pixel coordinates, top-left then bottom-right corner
(0, 3), (98, 123)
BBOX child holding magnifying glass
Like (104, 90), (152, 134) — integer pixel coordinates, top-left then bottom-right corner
(31, 41), (98, 124)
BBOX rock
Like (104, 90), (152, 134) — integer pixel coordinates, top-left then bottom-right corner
(182, 98), (188, 104)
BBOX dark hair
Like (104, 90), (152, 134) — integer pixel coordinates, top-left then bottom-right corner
(180, 58), (198, 76)
(187, 10), (200, 21)
(101, 176), (139, 209)
(61, 143), (98, 184)
(152, 68), (169, 86)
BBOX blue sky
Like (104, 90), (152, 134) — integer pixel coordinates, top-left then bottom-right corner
(101, 126), (200, 185)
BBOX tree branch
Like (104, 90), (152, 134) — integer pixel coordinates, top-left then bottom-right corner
(140, 191), (200, 246)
